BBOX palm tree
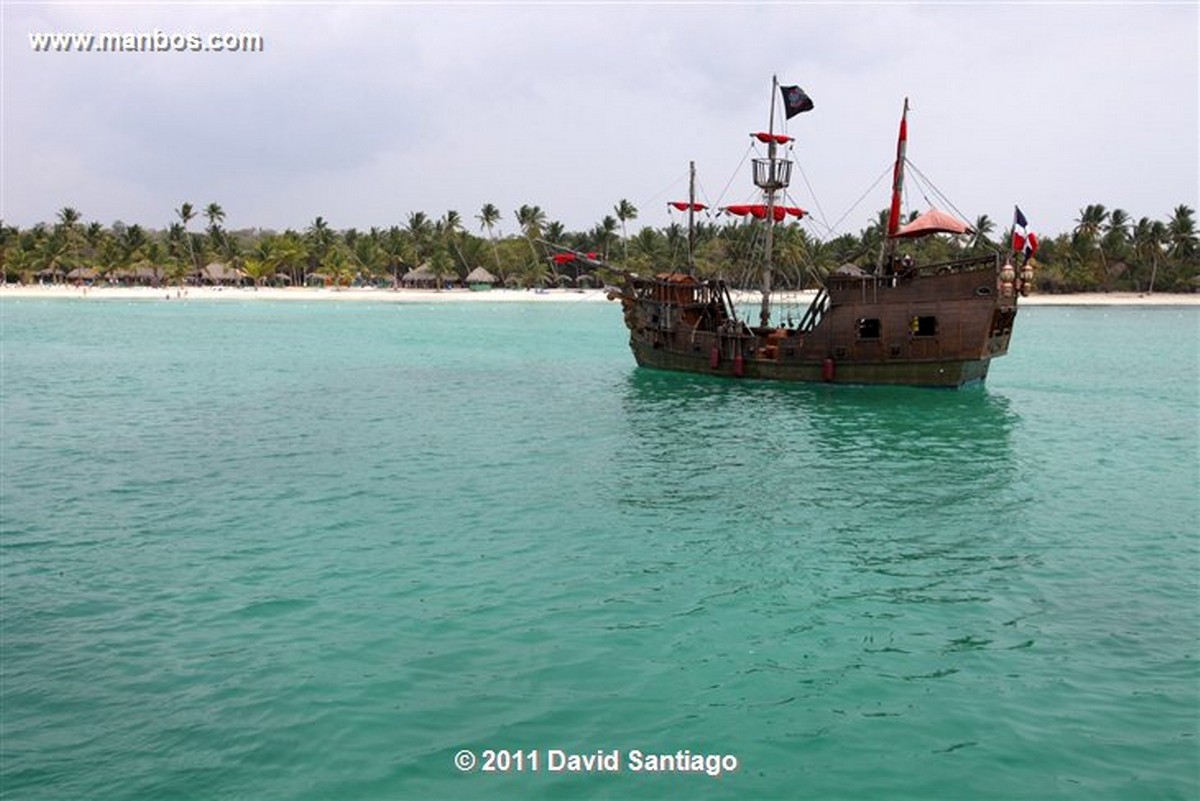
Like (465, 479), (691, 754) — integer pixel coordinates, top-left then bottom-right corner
(1132, 217), (1168, 293)
(118, 223), (146, 257)
(442, 210), (463, 233)
(661, 222), (686, 267)
(1072, 204), (1107, 257)
(321, 244), (355, 288)
(514, 204), (547, 276)
(245, 238), (276, 288)
(204, 202), (226, 253)
(1073, 204), (1107, 243)
(83, 221), (103, 249)
(1098, 208), (1131, 288)
(428, 244), (456, 291)
(56, 207), (81, 231)
(0, 220), (18, 277)
(273, 231), (307, 286)
(352, 235), (385, 285)
(594, 215), (618, 262)
(971, 214), (995, 251)
(1166, 204), (1197, 261)
(95, 235), (123, 283)
(773, 224), (816, 289)
(514, 204), (546, 241)
(544, 221), (565, 245)
(850, 209), (889, 268)
(204, 202), (225, 229)
(173, 201), (200, 277)
(380, 226), (408, 287)
(477, 202), (502, 275)
(305, 216), (336, 278)
(37, 231), (70, 282)
(52, 208), (85, 276)
(626, 227), (666, 273)
(175, 202), (195, 229)
(477, 203), (501, 237)
(1070, 204), (1109, 287)
(406, 211), (434, 267)
(78, 221), (105, 275)
(614, 199), (638, 262)
(438, 210), (468, 274)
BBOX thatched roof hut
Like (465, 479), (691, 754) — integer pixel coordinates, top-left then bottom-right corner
(201, 262), (246, 285)
(66, 267), (98, 281)
(465, 266), (498, 288)
(108, 264), (162, 284)
(402, 263), (453, 288)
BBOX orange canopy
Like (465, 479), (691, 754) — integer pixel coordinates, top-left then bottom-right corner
(893, 208), (973, 238)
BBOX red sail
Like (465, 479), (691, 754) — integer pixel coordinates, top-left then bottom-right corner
(752, 132), (793, 145)
(668, 201), (708, 212)
(722, 204), (806, 222)
(886, 100), (909, 239)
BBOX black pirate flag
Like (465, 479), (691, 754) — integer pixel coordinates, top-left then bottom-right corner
(780, 85), (814, 118)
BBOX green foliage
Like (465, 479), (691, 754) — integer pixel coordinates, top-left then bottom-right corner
(5, 201), (1196, 294)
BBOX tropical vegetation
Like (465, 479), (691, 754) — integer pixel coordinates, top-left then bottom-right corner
(2, 201), (1196, 293)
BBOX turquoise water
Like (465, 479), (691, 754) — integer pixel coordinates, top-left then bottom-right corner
(2, 298), (1197, 800)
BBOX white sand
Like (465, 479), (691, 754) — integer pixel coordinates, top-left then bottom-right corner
(0, 284), (612, 303)
(2, 284), (1196, 306)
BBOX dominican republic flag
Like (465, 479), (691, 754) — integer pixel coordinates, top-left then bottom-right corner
(780, 85), (814, 118)
(1012, 206), (1039, 260)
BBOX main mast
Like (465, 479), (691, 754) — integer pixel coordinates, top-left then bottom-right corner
(753, 76), (792, 328)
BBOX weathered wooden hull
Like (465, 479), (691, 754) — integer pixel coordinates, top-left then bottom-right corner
(616, 260), (1019, 389)
(629, 340), (995, 387)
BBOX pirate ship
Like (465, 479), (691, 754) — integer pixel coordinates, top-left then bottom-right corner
(601, 80), (1032, 388)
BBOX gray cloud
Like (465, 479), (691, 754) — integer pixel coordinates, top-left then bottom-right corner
(4, 2), (1196, 239)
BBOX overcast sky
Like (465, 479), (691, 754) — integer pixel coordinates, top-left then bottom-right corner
(4, 2), (1197, 242)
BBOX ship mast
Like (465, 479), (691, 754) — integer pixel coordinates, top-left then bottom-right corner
(877, 97), (909, 273)
(752, 76), (791, 328)
(687, 160), (696, 271)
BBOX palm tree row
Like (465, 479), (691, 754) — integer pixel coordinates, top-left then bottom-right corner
(3, 200), (1196, 293)
(1032, 203), (1198, 293)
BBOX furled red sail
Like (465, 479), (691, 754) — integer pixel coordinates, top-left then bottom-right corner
(668, 201), (708, 212)
(552, 252), (599, 265)
(752, 132), (793, 145)
(722, 204), (806, 222)
(886, 100), (909, 239)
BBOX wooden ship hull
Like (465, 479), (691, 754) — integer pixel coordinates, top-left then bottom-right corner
(615, 257), (1019, 388)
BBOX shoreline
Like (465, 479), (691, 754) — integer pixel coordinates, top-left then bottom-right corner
(1, 283), (1197, 306)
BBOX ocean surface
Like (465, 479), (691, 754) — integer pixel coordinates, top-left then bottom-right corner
(1, 296), (1197, 800)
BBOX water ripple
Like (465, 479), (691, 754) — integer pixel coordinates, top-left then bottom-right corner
(2, 301), (1197, 800)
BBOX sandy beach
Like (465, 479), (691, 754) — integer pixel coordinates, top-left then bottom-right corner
(1, 283), (1196, 306)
